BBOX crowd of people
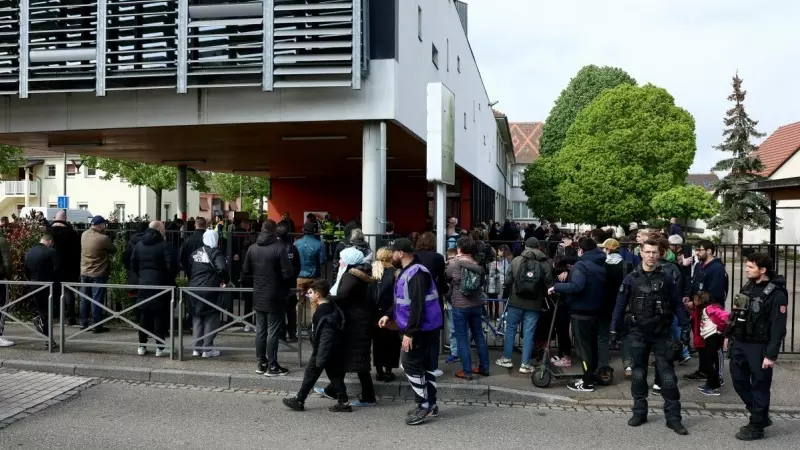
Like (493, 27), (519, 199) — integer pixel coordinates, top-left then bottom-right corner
(0, 211), (789, 437)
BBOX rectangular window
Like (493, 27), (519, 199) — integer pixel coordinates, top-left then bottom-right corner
(46, 165), (56, 178)
(417, 6), (423, 41)
(431, 43), (439, 69)
(85, 167), (96, 177)
(48, 203), (57, 208)
(114, 203), (125, 220)
(66, 164), (77, 177)
(512, 201), (533, 220)
(78, 203), (89, 210)
(512, 172), (521, 187)
(446, 39), (449, 71)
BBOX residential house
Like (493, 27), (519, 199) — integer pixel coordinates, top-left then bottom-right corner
(1, 150), (200, 221)
(509, 122), (543, 222)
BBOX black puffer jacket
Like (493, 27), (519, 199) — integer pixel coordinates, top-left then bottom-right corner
(312, 301), (346, 369)
(331, 265), (375, 373)
(46, 221), (80, 282)
(123, 230), (146, 285)
(181, 229), (206, 278)
(242, 232), (294, 313)
(130, 228), (174, 311)
(188, 245), (229, 316)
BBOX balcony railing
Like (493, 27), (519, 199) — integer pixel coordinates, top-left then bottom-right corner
(0, 181), (38, 196)
(2, 0), (367, 97)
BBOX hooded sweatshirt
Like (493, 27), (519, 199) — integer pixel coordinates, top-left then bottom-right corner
(554, 248), (607, 315)
(505, 247), (554, 311)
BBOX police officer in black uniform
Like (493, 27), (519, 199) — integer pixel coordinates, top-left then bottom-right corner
(611, 239), (689, 435)
(728, 252), (787, 441)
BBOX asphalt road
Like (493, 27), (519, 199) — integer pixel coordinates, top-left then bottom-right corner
(1, 382), (795, 449)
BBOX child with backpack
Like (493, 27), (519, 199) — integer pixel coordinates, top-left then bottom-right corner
(283, 280), (351, 412)
(685, 291), (729, 396)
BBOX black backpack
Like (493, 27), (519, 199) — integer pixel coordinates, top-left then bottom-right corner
(515, 256), (544, 299)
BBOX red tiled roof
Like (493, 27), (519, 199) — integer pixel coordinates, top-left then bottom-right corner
(756, 120), (800, 178)
(510, 122), (543, 165)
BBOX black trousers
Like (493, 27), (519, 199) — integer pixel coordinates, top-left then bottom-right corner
(730, 340), (773, 428)
(284, 292), (298, 339)
(297, 352), (348, 404)
(571, 315), (599, 385)
(324, 371), (375, 403)
(138, 308), (169, 349)
(401, 331), (438, 407)
(629, 330), (682, 423)
(373, 327), (401, 369)
(699, 334), (724, 389)
(556, 305), (572, 357)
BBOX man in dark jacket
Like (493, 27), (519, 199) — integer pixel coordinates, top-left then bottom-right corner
(180, 217), (208, 279)
(549, 238), (607, 392)
(130, 221), (174, 357)
(46, 211), (80, 325)
(687, 240), (728, 307)
(25, 233), (59, 348)
(243, 219), (294, 376)
(277, 223), (301, 342)
(497, 237), (554, 373)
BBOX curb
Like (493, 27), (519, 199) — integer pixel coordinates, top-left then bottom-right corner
(3, 358), (799, 413)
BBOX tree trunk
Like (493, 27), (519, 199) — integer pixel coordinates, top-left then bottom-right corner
(154, 188), (162, 221)
(257, 195), (264, 218)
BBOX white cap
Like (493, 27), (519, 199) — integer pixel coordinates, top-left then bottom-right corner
(668, 235), (684, 245)
(629, 222), (638, 230)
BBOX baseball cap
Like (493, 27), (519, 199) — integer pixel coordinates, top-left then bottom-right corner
(668, 235), (684, 245)
(602, 238), (620, 250)
(524, 237), (540, 249)
(390, 238), (415, 254)
(91, 215), (108, 226)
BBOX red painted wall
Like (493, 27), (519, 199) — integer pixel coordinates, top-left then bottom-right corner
(269, 175), (428, 234)
(460, 176), (472, 230)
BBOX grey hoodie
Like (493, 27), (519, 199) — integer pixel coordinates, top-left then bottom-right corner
(506, 248), (555, 311)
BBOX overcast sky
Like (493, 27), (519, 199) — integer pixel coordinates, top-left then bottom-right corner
(466, 0), (800, 172)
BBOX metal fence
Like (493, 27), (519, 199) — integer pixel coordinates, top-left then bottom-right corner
(0, 281), (55, 351)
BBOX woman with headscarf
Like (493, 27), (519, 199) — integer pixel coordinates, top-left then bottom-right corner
(370, 247), (401, 382)
(316, 247), (377, 407)
(188, 229), (229, 358)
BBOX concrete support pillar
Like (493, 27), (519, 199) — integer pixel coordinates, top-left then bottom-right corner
(361, 121), (386, 247)
(177, 165), (188, 221)
(435, 183), (446, 256)
(23, 167), (30, 207)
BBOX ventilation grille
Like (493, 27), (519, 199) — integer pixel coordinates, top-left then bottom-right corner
(105, 0), (178, 90)
(27, 0), (97, 93)
(0, 0), (19, 94)
(272, 0), (356, 88)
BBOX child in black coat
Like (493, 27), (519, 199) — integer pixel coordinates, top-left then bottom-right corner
(283, 280), (351, 412)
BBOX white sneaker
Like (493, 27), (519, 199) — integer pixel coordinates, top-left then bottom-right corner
(431, 369), (444, 377)
(0, 337), (14, 347)
(137, 346), (147, 356)
(192, 351), (201, 357)
(154, 348), (167, 357)
(495, 357), (513, 368)
(202, 349), (220, 358)
(519, 363), (533, 374)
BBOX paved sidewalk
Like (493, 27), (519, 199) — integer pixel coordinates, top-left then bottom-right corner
(0, 368), (96, 429)
(2, 323), (800, 411)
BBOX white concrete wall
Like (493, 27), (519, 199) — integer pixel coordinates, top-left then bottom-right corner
(0, 158), (199, 221)
(394, 0), (506, 195)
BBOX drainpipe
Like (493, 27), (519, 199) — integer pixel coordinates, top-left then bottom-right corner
(36, 176), (43, 207)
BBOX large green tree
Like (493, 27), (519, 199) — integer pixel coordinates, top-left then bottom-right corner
(82, 156), (208, 220)
(208, 172), (270, 218)
(539, 65), (636, 157)
(522, 156), (561, 222)
(707, 73), (772, 245)
(650, 184), (718, 221)
(0, 145), (24, 178)
(542, 83), (695, 226)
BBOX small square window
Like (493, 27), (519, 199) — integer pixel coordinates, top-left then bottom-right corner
(46, 165), (56, 178)
(431, 44), (439, 69)
(85, 167), (96, 177)
(78, 203), (89, 210)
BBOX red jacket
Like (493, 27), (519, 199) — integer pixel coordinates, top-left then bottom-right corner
(691, 307), (704, 349)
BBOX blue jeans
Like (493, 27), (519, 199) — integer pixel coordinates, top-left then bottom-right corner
(671, 316), (690, 360)
(452, 306), (490, 373)
(503, 306), (539, 365)
(80, 275), (107, 327)
(446, 307), (457, 356)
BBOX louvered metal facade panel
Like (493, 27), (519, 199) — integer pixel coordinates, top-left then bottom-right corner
(8, 0), (365, 96)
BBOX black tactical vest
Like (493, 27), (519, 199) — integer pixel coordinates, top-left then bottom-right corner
(733, 281), (781, 342)
(627, 268), (674, 333)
